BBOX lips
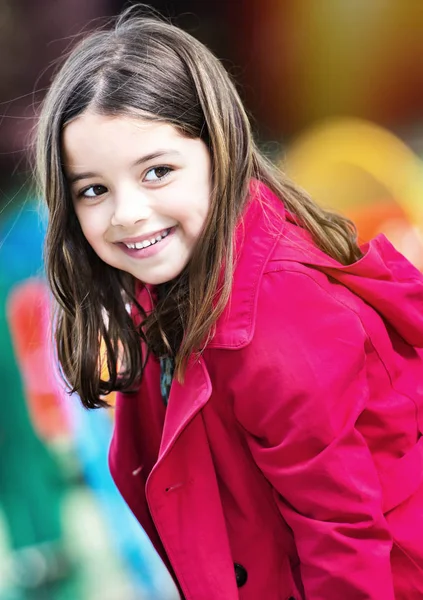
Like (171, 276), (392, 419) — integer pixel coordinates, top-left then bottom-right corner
(123, 228), (172, 250)
(116, 225), (177, 260)
(118, 226), (175, 249)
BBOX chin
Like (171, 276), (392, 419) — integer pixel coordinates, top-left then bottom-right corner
(136, 267), (185, 286)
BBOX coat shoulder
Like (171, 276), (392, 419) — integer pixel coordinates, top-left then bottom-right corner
(260, 248), (366, 324)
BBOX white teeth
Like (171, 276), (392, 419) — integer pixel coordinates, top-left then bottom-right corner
(124, 227), (171, 250)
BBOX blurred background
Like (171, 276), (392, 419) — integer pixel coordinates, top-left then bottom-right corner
(1, 1), (423, 598)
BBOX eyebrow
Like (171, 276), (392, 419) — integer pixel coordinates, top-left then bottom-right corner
(66, 149), (182, 184)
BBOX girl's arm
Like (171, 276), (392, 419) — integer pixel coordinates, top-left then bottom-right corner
(234, 267), (395, 600)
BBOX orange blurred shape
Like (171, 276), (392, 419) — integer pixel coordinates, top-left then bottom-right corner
(99, 339), (117, 410)
(7, 279), (70, 441)
(348, 201), (404, 242)
(349, 201), (423, 271)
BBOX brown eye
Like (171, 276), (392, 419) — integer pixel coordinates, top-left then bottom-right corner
(144, 166), (172, 182)
(80, 185), (107, 198)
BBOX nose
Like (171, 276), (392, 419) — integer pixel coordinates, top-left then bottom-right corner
(110, 186), (153, 227)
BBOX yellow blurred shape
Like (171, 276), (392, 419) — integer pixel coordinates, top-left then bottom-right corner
(282, 118), (423, 266)
(283, 118), (423, 227)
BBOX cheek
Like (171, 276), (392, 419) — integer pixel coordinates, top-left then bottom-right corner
(178, 196), (210, 239)
(75, 207), (105, 243)
(197, 190), (211, 226)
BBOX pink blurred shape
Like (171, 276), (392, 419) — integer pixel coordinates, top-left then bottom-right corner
(7, 278), (70, 441)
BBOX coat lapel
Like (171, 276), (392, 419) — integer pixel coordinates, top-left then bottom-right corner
(158, 354), (212, 461)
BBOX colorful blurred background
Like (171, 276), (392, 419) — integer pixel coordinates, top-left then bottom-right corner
(1, 1), (423, 598)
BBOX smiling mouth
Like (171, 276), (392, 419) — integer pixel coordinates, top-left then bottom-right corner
(122, 227), (173, 250)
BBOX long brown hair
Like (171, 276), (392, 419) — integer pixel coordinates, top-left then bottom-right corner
(36, 8), (361, 408)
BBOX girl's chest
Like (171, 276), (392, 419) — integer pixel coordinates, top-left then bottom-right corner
(111, 367), (300, 599)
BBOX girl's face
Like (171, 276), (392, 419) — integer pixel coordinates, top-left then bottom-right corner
(63, 112), (211, 285)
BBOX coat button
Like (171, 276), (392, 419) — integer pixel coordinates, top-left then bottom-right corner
(234, 563), (248, 587)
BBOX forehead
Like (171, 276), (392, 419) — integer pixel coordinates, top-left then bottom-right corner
(62, 111), (185, 167)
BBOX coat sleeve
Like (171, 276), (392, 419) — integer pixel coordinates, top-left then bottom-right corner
(234, 268), (395, 600)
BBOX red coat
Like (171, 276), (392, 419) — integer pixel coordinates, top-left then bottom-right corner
(109, 183), (423, 599)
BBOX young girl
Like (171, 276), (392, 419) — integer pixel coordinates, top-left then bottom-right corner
(36, 9), (423, 600)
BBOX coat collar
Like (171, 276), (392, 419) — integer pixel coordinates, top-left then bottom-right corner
(207, 181), (286, 349)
